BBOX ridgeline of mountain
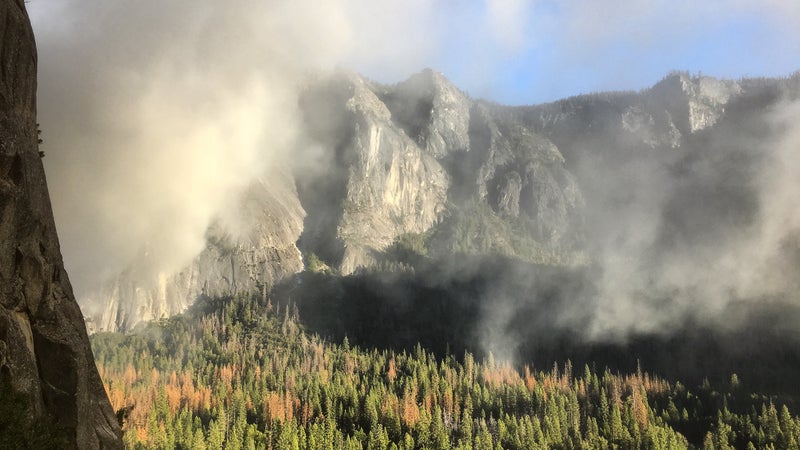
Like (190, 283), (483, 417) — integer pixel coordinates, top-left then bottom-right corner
(0, 1), (122, 448)
(87, 67), (800, 333)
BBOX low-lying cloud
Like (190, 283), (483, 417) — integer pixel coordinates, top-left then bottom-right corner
(33, 0), (573, 300)
(30, 0), (434, 298)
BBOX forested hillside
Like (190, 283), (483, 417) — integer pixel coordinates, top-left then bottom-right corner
(92, 294), (800, 449)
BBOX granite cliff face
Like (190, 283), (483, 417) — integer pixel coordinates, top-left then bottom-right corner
(296, 69), (584, 271)
(296, 71), (451, 273)
(0, 1), (122, 447)
(86, 67), (800, 333)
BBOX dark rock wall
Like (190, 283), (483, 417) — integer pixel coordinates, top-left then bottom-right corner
(0, 1), (122, 448)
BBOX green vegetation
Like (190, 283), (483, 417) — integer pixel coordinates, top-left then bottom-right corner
(305, 252), (334, 274)
(384, 232), (430, 267)
(92, 294), (800, 449)
(428, 201), (585, 266)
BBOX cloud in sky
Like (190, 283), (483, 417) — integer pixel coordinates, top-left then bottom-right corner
(486, 0), (535, 53)
(27, 0), (800, 301)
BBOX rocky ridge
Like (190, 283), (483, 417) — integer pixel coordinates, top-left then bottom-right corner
(87, 68), (800, 333)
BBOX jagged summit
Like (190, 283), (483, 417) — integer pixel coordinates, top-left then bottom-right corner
(379, 68), (472, 158)
(648, 71), (742, 132)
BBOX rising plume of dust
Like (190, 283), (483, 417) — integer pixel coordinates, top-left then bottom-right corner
(27, 0), (452, 301)
(31, 1), (305, 300)
(471, 95), (800, 362)
(30, 0), (550, 305)
(584, 98), (800, 340)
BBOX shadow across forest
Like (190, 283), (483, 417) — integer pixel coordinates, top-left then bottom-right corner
(273, 255), (800, 399)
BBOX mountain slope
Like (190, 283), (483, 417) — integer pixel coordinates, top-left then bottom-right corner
(86, 69), (800, 335)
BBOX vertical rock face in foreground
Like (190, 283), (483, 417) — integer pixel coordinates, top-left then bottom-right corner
(0, 1), (123, 448)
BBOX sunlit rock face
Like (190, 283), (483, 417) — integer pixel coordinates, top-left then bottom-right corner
(522, 71), (754, 157)
(680, 74), (743, 132)
(297, 72), (451, 274)
(645, 71), (743, 134)
(0, 1), (122, 447)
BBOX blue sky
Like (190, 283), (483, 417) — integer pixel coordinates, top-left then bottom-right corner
(346, 0), (800, 104)
(30, 0), (800, 105)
